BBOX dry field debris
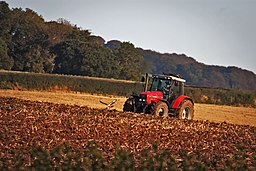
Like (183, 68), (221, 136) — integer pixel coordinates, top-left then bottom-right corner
(0, 97), (256, 169)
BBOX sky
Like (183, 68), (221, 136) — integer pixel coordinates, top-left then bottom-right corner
(6, 0), (256, 74)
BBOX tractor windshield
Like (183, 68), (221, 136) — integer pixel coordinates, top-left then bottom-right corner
(150, 78), (172, 92)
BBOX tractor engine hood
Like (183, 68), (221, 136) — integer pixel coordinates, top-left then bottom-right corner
(140, 91), (164, 104)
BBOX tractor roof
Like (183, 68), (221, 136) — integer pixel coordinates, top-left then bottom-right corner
(152, 74), (186, 83)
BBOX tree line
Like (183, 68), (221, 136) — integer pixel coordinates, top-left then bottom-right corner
(0, 1), (255, 91)
(0, 2), (145, 81)
(141, 49), (256, 91)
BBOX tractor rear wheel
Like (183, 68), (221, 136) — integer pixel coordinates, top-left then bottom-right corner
(153, 102), (168, 117)
(177, 100), (194, 120)
(123, 98), (134, 112)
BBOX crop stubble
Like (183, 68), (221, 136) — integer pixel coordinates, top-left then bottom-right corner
(0, 97), (255, 168)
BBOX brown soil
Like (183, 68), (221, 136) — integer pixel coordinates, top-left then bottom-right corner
(0, 96), (255, 169)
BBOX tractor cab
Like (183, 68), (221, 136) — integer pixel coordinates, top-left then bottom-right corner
(123, 73), (194, 120)
(148, 74), (185, 101)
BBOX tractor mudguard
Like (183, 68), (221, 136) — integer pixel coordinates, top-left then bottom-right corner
(172, 95), (194, 109)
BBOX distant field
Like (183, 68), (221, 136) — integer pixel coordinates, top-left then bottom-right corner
(1, 70), (255, 107)
(0, 89), (255, 126)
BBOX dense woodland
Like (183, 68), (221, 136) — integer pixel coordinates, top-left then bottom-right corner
(0, 2), (145, 81)
(0, 2), (256, 91)
(141, 49), (256, 91)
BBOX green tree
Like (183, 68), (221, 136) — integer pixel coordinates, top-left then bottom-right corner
(45, 21), (75, 46)
(22, 46), (55, 73)
(0, 1), (12, 48)
(114, 42), (145, 80)
(2, 8), (47, 71)
(0, 38), (13, 70)
(53, 39), (119, 78)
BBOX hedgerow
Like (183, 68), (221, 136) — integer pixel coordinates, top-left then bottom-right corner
(0, 70), (143, 96)
(0, 70), (255, 107)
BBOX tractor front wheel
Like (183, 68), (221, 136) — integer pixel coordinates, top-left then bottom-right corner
(153, 102), (168, 117)
(123, 98), (134, 112)
(177, 100), (194, 120)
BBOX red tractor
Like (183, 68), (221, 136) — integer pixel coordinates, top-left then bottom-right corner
(123, 73), (194, 119)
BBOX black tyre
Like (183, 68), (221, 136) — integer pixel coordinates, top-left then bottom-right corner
(123, 98), (134, 112)
(177, 100), (194, 120)
(153, 102), (168, 117)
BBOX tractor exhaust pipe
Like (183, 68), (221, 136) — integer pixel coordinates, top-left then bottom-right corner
(143, 73), (150, 92)
(179, 82), (184, 95)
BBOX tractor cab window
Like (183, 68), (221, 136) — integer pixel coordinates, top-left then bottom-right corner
(150, 78), (182, 100)
(150, 78), (172, 92)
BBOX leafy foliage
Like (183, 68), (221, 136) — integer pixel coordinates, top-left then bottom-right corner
(0, 2), (144, 80)
(0, 2), (255, 89)
(0, 70), (143, 96)
(0, 38), (13, 70)
(52, 40), (119, 78)
(112, 42), (146, 80)
(0, 70), (255, 107)
(185, 86), (256, 107)
(141, 49), (256, 91)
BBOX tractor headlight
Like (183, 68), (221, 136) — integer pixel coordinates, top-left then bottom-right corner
(139, 94), (147, 102)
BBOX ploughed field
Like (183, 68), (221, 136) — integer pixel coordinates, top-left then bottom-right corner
(0, 96), (255, 170)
